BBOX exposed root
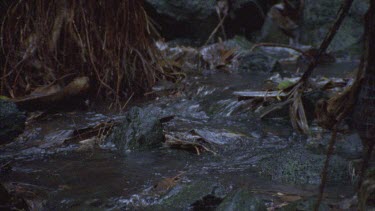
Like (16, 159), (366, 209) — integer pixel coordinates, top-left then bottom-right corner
(0, 0), (179, 103)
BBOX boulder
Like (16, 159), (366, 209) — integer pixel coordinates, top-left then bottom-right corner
(259, 0), (368, 54)
(108, 107), (164, 153)
(144, 0), (267, 44)
(301, 0), (368, 53)
(0, 99), (26, 145)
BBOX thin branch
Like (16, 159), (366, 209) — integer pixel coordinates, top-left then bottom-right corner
(298, 0), (354, 85)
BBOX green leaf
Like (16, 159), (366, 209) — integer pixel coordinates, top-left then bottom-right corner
(0, 96), (9, 100)
(277, 80), (295, 90)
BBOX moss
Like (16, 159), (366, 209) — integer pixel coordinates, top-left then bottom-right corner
(260, 146), (349, 185)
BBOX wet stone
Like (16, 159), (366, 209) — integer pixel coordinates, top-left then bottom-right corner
(306, 133), (363, 159)
(258, 0), (367, 55)
(302, 0), (367, 54)
(144, 0), (266, 44)
(106, 107), (164, 153)
(237, 51), (282, 74)
(0, 99), (26, 145)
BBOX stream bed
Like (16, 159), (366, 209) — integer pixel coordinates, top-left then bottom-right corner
(0, 61), (366, 210)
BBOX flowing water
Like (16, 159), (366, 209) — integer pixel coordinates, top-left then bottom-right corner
(0, 62), (362, 210)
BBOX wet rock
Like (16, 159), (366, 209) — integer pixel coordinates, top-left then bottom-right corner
(306, 133), (363, 159)
(107, 107), (164, 152)
(277, 197), (330, 211)
(0, 183), (12, 206)
(0, 99), (26, 145)
(156, 41), (202, 72)
(359, 166), (375, 208)
(260, 146), (349, 185)
(0, 183), (29, 210)
(259, 0), (367, 55)
(301, 0), (367, 54)
(216, 188), (267, 211)
(200, 42), (240, 70)
(198, 38), (254, 71)
(144, 0), (267, 44)
(237, 51), (282, 73)
(150, 180), (227, 210)
(144, 0), (216, 44)
(190, 195), (224, 210)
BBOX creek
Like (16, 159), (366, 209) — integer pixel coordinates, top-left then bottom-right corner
(0, 61), (362, 210)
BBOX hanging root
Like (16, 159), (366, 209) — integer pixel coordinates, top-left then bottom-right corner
(0, 0), (179, 102)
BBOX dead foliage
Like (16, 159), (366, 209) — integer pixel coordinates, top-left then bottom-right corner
(164, 134), (217, 155)
(151, 172), (185, 195)
(63, 120), (118, 146)
(315, 59), (364, 130)
(0, 0), (178, 104)
(11, 76), (90, 111)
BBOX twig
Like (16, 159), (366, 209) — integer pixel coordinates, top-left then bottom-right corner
(251, 42), (312, 59)
(204, 13), (228, 46)
(121, 92), (134, 111)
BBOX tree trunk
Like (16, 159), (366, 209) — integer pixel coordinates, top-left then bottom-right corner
(353, 1), (375, 208)
(353, 0), (375, 146)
